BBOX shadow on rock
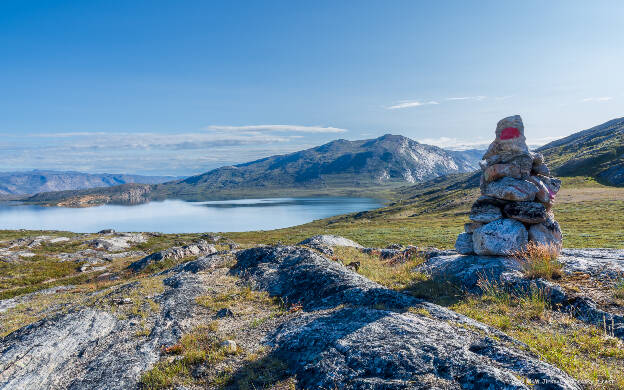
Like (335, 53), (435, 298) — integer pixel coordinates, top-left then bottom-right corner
(226, 246), (580, 390)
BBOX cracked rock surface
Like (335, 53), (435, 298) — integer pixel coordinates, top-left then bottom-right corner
(0, 253), (226, 390)
(233, 246), (579, 389)
(0, 245), (585, 389)
(418, 249), (624, 340)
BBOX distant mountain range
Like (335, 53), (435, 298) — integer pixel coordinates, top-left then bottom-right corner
(22, 116), (623, 207)
(538, 117), (624, 186)
(0, 170), (179, 195)
(25, 134), (483, 206)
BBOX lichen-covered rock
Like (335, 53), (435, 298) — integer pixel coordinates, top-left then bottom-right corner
(527, 176), (554, 205)
(503, 201), (547, 224)
(483, 177), (539, 202)
(539, 175), (562, 196)
(128, 240), (216, 272)
(473, 219), (528, 256)
(417, 251), (624, 339)
(0, 253), (226, 390)
(87, 233), (146, 252)
(297, 235), (363, 249)
(455, 232), (474, 254)
(469, 202), (502, 223)
(532, 163), (550, 176)
(483, 163), (522, 182)
(416, 253), (523, 291)
(233, 246), (579, 389)
(558, 248), (624, 280)
(464, 222), (483, 233)
(528, 215), (563, 248)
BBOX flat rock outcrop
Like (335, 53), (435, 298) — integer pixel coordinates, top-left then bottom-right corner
(233, 246), (579, 389)
(87, 233), (146, 252)
(0, 246), (582, 389)
(417, 249), (624, 339)
(297, 235), (363, 249)
(456, 115), (563, 255)
(297, 234), (363, 255)
(0, 252), (225, 389)
(128, 240), (217, 272)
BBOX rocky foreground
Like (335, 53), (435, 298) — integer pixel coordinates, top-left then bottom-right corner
(0, 233), (622, 389)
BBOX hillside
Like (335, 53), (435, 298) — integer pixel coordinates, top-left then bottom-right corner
(538, 117), (624, 186)
(150, 134), (480, 200)
(0, 170), (178, 195)
(25, 135), (481, 206)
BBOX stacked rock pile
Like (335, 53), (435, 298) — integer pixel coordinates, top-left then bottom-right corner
(455, 115), (563, 256)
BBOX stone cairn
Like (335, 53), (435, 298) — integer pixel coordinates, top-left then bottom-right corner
(455, 115), (563, 256)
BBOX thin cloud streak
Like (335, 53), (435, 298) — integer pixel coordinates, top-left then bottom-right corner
(388, 95), (489, 109)
(386, 100), (439, 110)
(581, 97), (612, 102)
(205, 124), (348, 133)
(1, 132), (315, 175)
(445, 96), (486, 101)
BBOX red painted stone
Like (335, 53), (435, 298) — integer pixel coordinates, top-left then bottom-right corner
(500, 127), (520, 140)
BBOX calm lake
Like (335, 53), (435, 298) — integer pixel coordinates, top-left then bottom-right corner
(0, 197), (382, 233)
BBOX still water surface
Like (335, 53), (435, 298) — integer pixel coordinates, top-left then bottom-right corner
(0, 198), (382, 233)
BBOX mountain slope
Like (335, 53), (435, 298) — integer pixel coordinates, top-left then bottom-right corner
(150, 134), (480, 200)
(538, 117), (624, 186)
(0, 170), (178, 195)
(23, 134), (481, 206)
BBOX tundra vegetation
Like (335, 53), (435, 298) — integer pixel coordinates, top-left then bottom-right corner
(0, 175), (623, 389)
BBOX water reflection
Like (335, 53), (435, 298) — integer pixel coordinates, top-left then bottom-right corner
(0, 198), (382, 233)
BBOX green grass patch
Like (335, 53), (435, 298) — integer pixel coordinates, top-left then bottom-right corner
(452, 291), (624, 389)
(139, 324), (238, 389)
(0, 255), (82, 290)
(196, 283), (285, 313)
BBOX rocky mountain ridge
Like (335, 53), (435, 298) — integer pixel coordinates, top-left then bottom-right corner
(149, 134), (481, 200)
(538, 116), (624, 186)
(0, 170), (178, 195)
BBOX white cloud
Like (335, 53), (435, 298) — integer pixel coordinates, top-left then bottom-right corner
(387, 95), (488, 109)
(445, 96), (486, 101)
(2, 131), (314, 176)
(581, 97), (612, 102)
(26, 132), (297, 150)
(205, 124), (347, 133)
(386, 100), (439, 110)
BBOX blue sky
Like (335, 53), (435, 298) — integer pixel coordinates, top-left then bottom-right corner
(1, 0), (622, 175)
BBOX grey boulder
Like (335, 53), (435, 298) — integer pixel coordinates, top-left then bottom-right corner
(503, 201), (547, 224)
(469, 202), (502, 223)
(87, 233), (146, 252)
(473, 219), (528, 256)
(464, 222), (483, 234)
(128, 240), (217, 272)
(483, 177), (539, 202)
(528, 216), (563, 248)
(454, 232), (474, 254)
(297, 235), (363, 248)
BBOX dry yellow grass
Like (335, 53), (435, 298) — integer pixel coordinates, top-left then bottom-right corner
(513, 242), (564, 280)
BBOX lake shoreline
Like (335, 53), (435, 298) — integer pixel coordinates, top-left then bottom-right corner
(0, 197), (383, 234)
